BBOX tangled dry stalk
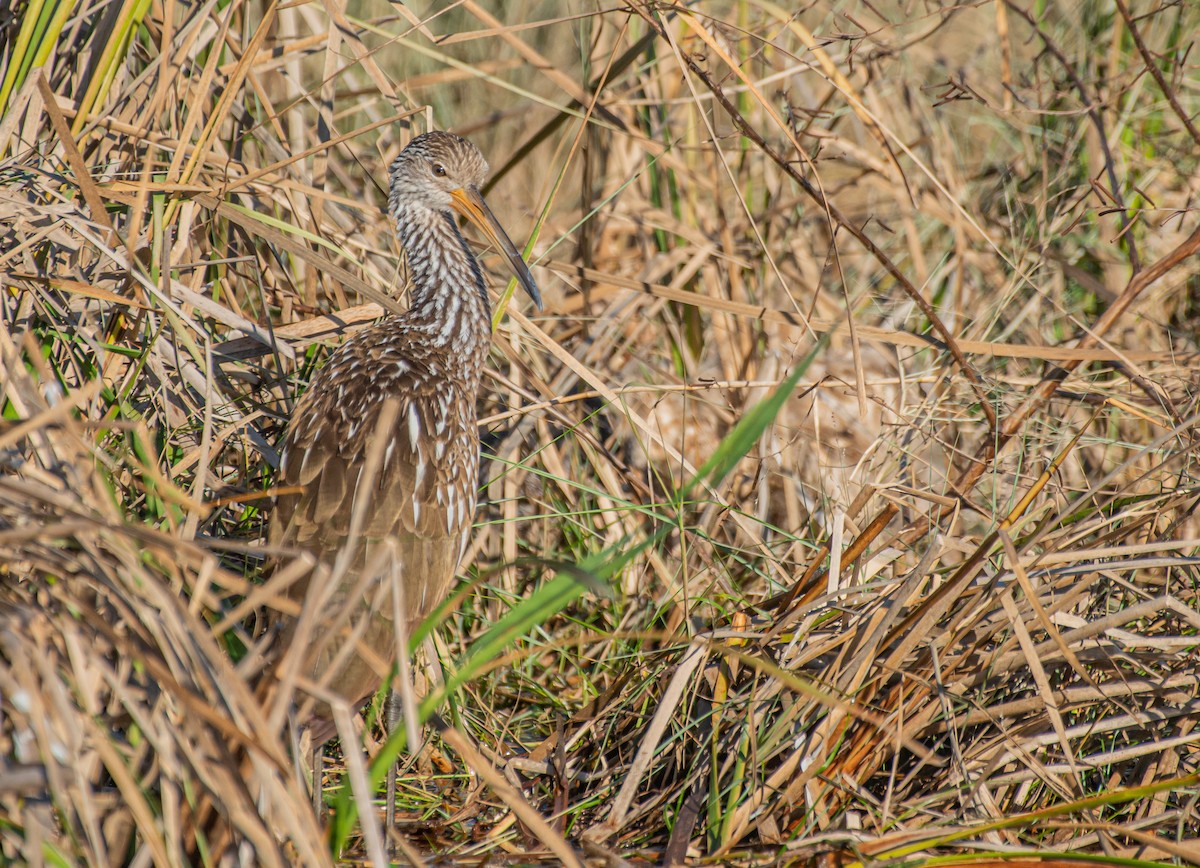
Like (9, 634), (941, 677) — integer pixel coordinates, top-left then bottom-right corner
(2, 1), (1199, 865)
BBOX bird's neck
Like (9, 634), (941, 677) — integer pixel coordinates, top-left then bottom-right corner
(396, 210), (492, 361)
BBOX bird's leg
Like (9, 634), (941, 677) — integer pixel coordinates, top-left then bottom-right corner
(384, 688), (402, 831)
(312, 742), (325, 816)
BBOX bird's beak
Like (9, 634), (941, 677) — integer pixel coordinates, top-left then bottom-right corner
(450, 185), (544, 311)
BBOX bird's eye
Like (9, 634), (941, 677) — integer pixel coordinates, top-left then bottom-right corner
(432, 162), (447, 177)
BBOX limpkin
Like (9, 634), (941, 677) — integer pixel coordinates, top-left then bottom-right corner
(271, 131), (542, 806)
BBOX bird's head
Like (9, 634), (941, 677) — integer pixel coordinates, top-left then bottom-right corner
(388, 131), (543, 310)
(387, 131), (490, 213)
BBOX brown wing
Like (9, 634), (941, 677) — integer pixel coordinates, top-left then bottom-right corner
(269, 328), (478, 712)
(273, 327), (478, 550)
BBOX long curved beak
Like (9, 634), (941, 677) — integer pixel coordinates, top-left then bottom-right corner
(450, 185), (543, 311)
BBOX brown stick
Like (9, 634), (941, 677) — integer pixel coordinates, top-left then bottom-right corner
(948, 221), (1200, 501)
(1112, 0), (1200, 149)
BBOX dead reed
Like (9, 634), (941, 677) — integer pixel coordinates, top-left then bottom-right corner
(1, 1), (1199, 865)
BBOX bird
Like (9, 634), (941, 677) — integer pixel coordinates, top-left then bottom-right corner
(269, 130), (543, 795)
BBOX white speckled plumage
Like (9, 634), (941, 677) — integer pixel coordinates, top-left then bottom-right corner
(272, 131), (542, 742)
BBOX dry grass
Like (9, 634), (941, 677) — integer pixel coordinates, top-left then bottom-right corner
(2, 0), (1200, 865)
